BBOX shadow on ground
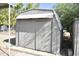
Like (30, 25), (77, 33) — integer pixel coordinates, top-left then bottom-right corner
(60, 39), (74, 56)
(3, 38), (16, 45)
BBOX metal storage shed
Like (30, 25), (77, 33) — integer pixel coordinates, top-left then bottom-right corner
(16, 9), (62, 55)
(73, 18), (79, 56)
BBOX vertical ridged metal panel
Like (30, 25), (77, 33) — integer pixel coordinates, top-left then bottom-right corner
(17, 20), (36, 49)
(73, 19), (79, 56)
(52, 15), (61, 54)
(36, 21), (51, 52)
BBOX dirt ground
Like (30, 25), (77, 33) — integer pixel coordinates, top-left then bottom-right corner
(0, 31), (9, 56)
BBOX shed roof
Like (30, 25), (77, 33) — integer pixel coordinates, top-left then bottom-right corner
(16, 9), (54, 19)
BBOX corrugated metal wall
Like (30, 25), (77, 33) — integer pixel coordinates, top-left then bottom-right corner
(73, 19), (79, 56)
(16, 18), (61, 54)
(52, 15), (61, 54)
(36, 21), (51, 52)
(16, 20), (36, 49)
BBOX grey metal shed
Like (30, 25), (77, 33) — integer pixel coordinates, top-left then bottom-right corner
(16, 9), (62, 54)
(73, 18), (79, 56)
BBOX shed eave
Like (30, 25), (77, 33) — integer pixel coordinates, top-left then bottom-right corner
(16, 13), (53, 19)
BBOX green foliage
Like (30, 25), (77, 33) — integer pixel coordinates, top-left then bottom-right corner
(55, 3), (79, 32)
(14, 3), (23, 10)
(0, 8), (8, 25)
(0, 3), (39, 26)
(26, 3), (40, 10)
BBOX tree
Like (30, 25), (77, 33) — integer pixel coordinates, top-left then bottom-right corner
(0, 8), (8, 25)
(25, 3), (40, 10)
(55, 3), (79, 32)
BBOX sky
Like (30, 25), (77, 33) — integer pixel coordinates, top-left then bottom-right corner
(11, 3), (57, 9)
(39, 3), (56, 9)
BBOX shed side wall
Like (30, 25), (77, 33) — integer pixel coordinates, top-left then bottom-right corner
(73, 20), (79, 56)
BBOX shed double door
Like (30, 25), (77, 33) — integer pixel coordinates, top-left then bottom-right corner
(18, 20), (51, 52)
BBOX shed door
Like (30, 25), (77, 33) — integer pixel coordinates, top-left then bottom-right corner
(36, 21), (51, 52)
(18, 20), (35, 49)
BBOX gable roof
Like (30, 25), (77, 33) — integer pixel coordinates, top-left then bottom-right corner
(16, 9), (54, 19)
